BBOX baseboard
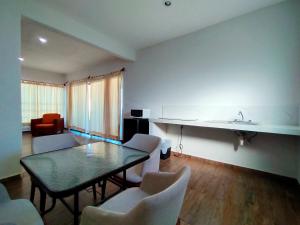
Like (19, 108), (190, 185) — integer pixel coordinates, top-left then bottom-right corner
(22, 131), (31, 133)
(171, 151), (299, 187)
(0, 173), (22, 183)
(22, 124), (31, 132)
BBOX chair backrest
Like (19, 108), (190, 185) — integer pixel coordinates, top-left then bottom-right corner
(131, 166), (191, 225)
(32, 133), (80, 154)
(123, 133), (161, 153)
(42, 113), (60, 124)
(0, 183), (10, 203)
(123, 134), (162, 176)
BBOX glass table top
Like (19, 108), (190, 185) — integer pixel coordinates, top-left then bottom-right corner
(20, 142), (149, 194)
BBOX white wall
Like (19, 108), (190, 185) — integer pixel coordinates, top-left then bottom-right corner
(166, 125), (297, 178)
(124, 0), (300, 122)
(67, 0), (300, 179)
(0, 1), (22, 179)
(126, 0), (300, 178)
(22, 66), (66, 84)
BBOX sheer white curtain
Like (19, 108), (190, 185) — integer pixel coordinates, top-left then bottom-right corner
(89, 72), (122, 139)
(89, 79), (105, 134)
(21, 82), (65, 123)
(67, 71), (123, 139)
(37, 84), (65, 116)
(68, 81), (88, 132)
(21, 82), (38, 123)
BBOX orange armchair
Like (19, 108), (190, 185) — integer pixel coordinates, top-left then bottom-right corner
(31, 113), (64, 137)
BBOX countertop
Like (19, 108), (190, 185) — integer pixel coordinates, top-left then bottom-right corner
(150, 118), (300, 136)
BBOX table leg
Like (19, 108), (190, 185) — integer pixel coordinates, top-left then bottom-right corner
(30, 182), (36, 203)
(123, 170), (127, 190)
(40, 189), (46, 216)
(101, 179), (107, 201)
(74, 192), (79, 225)
(92, 184), (97, 200)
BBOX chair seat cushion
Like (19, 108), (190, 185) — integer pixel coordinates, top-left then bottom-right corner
(0, 199), (44, 225)
(100, 188), (149, 214)
(35, 124), (54, 128)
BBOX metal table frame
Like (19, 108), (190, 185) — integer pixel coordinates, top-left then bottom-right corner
(21, 147), (149, 225)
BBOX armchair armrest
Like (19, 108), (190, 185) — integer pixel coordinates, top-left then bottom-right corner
(53, 118), (64, 133)
(31, 118), (42, 136)
(140, 171), (177, 195)
(31, 118), (42, 126)
(81, 206), (126, 225)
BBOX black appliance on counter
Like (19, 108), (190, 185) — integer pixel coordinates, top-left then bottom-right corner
(123, 118), (149, 143)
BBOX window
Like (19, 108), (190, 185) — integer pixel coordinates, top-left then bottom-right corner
(68, 71), (123, 140)
(68, 81), (88, 132)
(21, 81), (65, 123)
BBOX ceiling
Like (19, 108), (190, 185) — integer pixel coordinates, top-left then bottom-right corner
(21, 18), (117, 74)
(37, 0), (285, 49)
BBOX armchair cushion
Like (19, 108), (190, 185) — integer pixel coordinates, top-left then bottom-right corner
(42, 113), (60, 124)
(35, 124), (55, 128)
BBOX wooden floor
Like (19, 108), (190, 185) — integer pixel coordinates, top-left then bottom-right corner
(2, 133), (300, 225)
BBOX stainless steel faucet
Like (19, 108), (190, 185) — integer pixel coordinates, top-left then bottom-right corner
(237, 111), (244, 121)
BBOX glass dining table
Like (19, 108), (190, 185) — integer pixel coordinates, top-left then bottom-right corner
(20, 141), (149, 225)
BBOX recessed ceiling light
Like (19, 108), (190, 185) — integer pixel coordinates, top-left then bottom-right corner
(18, 57), (24, 62)
(164, 0), (172, 6)
(38, 36), (48, 44)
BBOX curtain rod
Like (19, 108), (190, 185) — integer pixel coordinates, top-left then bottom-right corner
(22, 79), (64, 87)
(88, 67), (125, 79)
(68, 67), (125, 85)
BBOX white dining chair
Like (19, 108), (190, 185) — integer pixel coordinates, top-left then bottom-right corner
(0, 183), (44, 225)
(117, 133), (162, 185)
(32, 133), (80, 154)
(31, 133), (102, 201)
(80, 166), (191, 225)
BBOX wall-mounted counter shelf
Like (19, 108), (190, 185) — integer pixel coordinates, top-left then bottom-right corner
(150, 118), (300, 136)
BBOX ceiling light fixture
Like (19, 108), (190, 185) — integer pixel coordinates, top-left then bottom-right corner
(18, 57), (24, 62)
(38, 36), (48, 44)
(164, 0), (172, 7)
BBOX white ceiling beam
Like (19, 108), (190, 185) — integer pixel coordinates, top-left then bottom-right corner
(19, 0), (136, 61)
